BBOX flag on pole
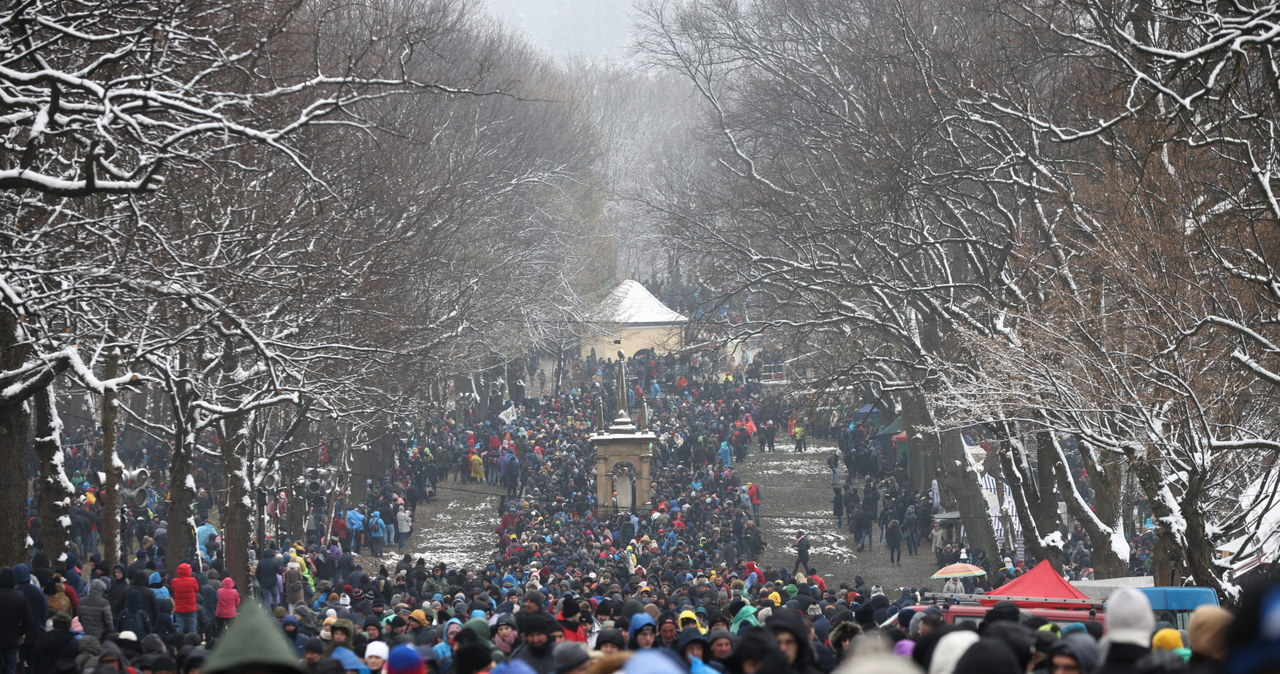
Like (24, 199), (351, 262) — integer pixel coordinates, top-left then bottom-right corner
(499, 403), (517, 425)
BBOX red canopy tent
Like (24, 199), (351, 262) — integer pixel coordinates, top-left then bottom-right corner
(979, 559), (1095, 609)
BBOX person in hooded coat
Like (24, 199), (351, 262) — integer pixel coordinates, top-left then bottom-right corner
(107, 565), (129, 611)
(729, 603), (760, 634)
(214, 577), (241, 638)
(29, 553), (54, 590)
(463, 616), (506, 663)
(432, 616), (464, 670)
(150, 571), (171, 600)
(79, 579), (115, 639)
(0, 568), (35, 674)
(137, 632), (170, 671)
(75, 635), (101, 672)
(725, 625), (789, 674)
(628, 612), (659, 650)
(95, 638), (131, 673)
(171, 563), (200, 634)
(764, 607), (822, 674)
(124, 569), (161, 632)
(12, 564), (47, 636)
(282, 614), (309, 655)
(1051, 632), (1101, 674)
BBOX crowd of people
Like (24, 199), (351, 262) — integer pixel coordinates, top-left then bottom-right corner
(3, 352), (1277, 674)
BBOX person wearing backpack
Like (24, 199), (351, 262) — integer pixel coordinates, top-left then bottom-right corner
(120, 571), (158, 636)
(119, 582), (154, 636)
(368, 511), (387, 558)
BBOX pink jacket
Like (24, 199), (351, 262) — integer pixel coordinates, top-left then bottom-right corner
(215, 577), (241, 618)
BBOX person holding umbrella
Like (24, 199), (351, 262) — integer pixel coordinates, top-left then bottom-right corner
(932, 561), (987, 594)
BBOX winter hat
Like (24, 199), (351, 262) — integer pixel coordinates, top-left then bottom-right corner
(595, 628), (626, 650)
(519, 613), (554, 635)
(1152, 628), (1184, 651)
(340, 593), (351, 607)
(553, 642), (590, 674)
(1105, 588), (1155, 647)
(952, 638), (1020, 674)
(51, 612), (72, 630)
(928, 630), (980, 674)
(366, 641), (390, 661)
(386, 644), (426, 674)
(455, 642), (494, 674)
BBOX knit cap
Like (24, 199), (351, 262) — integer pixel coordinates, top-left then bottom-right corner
(1105, 588), (1155, 647)
(553, 642), (590, 674)
(386, 644), (426, 674)
(1152, 628), (1184, 651)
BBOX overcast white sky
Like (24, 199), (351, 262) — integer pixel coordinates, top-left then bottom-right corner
(482, 0), (639, 63)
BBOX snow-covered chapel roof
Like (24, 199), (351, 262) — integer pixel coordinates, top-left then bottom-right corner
(592, 280), (687, 325)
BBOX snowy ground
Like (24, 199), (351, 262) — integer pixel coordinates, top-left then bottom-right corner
(355, 482), (502, 572)
(736, 442), (943, 592)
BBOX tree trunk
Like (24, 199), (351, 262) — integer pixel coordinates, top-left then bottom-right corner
(101, 350), (123, 565)
(900, 392), (998, 556)
(0, 401), (30, 567)
(1129, 449), (1190, 587)
(938, 427), (999, 557)
(1052, 439), (1127, 578)
(0, 309), (35, 566)
(165, 398), (198, 567)
(35, 382), (72, 564)
(1076, 440), (1127, 578)
(221, 435), (253, 602)
(998, 431), (1062, 568)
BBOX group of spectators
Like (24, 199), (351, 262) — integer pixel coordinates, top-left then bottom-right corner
(4, 352), (1279, 674)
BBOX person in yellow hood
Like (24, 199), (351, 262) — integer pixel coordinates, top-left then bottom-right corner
(678, 608), (706, 634)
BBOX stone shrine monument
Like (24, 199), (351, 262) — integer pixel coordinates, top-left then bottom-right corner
(591, 351), (656, 514)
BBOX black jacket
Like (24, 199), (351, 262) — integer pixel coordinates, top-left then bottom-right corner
(764, 607), (823, 674)
(0, 569), (34, 649)
(33, 628), (80, 672)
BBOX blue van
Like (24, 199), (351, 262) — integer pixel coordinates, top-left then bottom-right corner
(1136, 586), (1220, 629)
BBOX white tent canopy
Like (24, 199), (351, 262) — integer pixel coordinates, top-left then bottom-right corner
(592, 280), (687, 325)
(580, 280), (687, 356)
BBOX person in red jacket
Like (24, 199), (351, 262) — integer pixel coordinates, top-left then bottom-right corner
(170, 563), (200, 635)
(214, 576), (240, 639)
(556, 597), (588, 643)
